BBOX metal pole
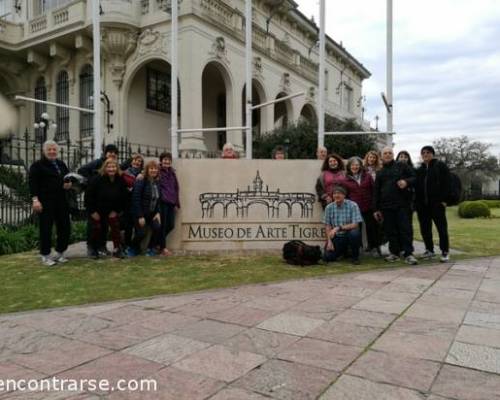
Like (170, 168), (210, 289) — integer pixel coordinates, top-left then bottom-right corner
(245, 0), (252, 160)
(92, 0), (102, 158)
(251, 92), (305, 110)
(14, 96), (95, 113)
(171, 0), (179, 158)
(386, 0), (393, 134)
(318, 0), (326, 148)
(178, 126), (249, 134)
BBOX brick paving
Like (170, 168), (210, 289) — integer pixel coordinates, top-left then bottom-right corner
(1, 257), (500, 399)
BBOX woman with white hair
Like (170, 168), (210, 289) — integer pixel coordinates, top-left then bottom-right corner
(28, 140), (72, 266)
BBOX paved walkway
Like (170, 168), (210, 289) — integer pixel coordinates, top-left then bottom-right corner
(1, 258), (500, 399)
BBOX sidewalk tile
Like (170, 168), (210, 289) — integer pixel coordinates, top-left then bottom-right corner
(174, 345), (266, 383)
(432, 364), (500, 400)
(307, 321), (383, 347)
(347, 350), (440, 391)
(331, 309), (396, 329)
(456, 325), (500, 349)
(224, 328), (300, 357)
(446, 341), (500, 374)
(234, 359), (338, 400)
(277, 338), (361, 372)
(257, 313), (324, 336)
(171, 320), (246, 344)
(319, 374), (425, 400)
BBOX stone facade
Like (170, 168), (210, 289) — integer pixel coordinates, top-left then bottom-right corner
(0, 0), (372, 154)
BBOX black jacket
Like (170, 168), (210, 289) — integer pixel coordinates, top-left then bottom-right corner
(373, 160), (416, 210)
(85, 174), (129, 214)
(29, 157), (69, 203)
(77, 158), (105, 180)
(131, 178), (160, 219)
(416, 159), (451, 205)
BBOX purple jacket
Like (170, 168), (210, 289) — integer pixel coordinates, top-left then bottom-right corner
(159, 167), (180, 207)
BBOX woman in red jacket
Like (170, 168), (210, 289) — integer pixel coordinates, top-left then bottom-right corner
(344, 156), (381, 257)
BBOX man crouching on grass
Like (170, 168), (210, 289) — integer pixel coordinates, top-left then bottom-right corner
(323, 185), (364, 265)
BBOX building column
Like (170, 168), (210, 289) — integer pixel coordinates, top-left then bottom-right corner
(178, 62), (207, 156)
(227, 81), (244, 154)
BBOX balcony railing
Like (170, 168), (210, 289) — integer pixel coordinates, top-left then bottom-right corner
(200, 0), (235, 27)
(25, 0), (86, 38)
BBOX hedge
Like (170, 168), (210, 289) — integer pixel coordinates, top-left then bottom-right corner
(0, 221), (86, 256)
(458, 201), (491, 219)
(481, 200), (500, 209)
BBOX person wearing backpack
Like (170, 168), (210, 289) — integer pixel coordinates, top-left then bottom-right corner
(415, 145), (452, 263)
(323, 185), (364, 265)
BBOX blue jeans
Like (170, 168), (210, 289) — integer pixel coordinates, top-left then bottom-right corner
(324, 229), (361, 262)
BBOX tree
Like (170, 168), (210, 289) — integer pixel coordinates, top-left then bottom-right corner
(433, 135), (500, 189)
(253, 118), (377, 159)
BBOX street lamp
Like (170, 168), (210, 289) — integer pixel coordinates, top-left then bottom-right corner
(33, 112), (57, 142)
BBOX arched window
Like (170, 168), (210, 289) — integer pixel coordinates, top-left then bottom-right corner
(79, 65), (93, 138)
(34, 77), (47, 143)
(56, 70), (69, 141)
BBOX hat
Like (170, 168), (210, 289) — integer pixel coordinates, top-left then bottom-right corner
(332, 185), (347, 196)
(104, 144), (119, 155)
(420, 145), (435, 155)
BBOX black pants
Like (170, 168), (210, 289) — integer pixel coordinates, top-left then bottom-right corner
(160, 202), (176, 250)
(417, 203), (449, 254)
(132, 215), (162, 252)
(323, 229), (362, 262)
(38, 197), (71, 256)
(382, 208), (413, 257)
(362, 211), (380, 250)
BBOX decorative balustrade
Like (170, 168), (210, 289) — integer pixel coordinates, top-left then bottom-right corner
(29, 15), (47, 33)
(53, 8), (69, 25)
(200, 0), (234, 27)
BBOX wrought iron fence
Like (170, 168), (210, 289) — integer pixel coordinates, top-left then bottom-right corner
(0, 132), (171, 226)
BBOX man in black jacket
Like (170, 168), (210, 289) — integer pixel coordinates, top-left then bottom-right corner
(373, 147), (418, 265)
(415, 145), (451, 262)
(29, 140), (72, 266)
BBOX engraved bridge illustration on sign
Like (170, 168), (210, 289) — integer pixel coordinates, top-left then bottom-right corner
(199, 171), (316, 219)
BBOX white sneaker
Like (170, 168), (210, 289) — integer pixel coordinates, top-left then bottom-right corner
(405, 255), (418, 265)
(420, 250), (436, 260)
(41, 256), (56, 267)
(385, 254), (399, 262)
(53, 252), (69, 263)
(440, 253), (450, 263)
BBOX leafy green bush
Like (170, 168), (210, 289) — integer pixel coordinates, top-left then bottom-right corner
(253, 118), (376, 159)
(458, 201), (491, 219)
(482, 200), (500, 209)
(0, 221), (87, 256)
(0, 166), (30, 202)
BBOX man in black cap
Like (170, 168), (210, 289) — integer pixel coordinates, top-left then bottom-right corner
(415, 145), (451, 262)
(323, 185), (364, 265)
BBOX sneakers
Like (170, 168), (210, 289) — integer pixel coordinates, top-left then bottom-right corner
(126, 247), (138, 257)
(112, 248), (125, 259)
(98, 247), (111, 257)
(385, 254), (399, 262)
(88, 247), (99, 259)
(440, 253), (450, 263)
(146, 248), (157, 257)
(370, 248), (382, 258)
(53, 252), (68, 263)
(41, 256), (56, 267)
(405, 255), (418, 265)
(420, 250), (436, 260)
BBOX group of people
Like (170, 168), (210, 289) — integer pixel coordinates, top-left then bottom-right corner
(317, 145), (452, 266)
(29, 139), (451, 268)
(29, 142), (180, 266)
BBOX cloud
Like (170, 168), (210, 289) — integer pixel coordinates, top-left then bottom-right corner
(294, 0), (500, 160)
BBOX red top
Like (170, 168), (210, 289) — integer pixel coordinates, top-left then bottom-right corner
(323, 170), (346, 197)
(343, 172), (374, 213)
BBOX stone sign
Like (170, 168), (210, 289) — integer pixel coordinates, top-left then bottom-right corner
(168, 159), (326, 251)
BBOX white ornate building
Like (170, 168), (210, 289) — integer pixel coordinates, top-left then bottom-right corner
(0, 0), (371, 154)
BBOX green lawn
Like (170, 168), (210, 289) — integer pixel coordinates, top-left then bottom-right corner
(0, 206), (498, 314)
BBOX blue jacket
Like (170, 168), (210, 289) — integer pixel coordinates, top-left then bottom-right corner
(131, 178), (160, 218)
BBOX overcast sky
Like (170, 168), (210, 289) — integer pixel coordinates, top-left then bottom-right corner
(295, 0), (500, 160)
